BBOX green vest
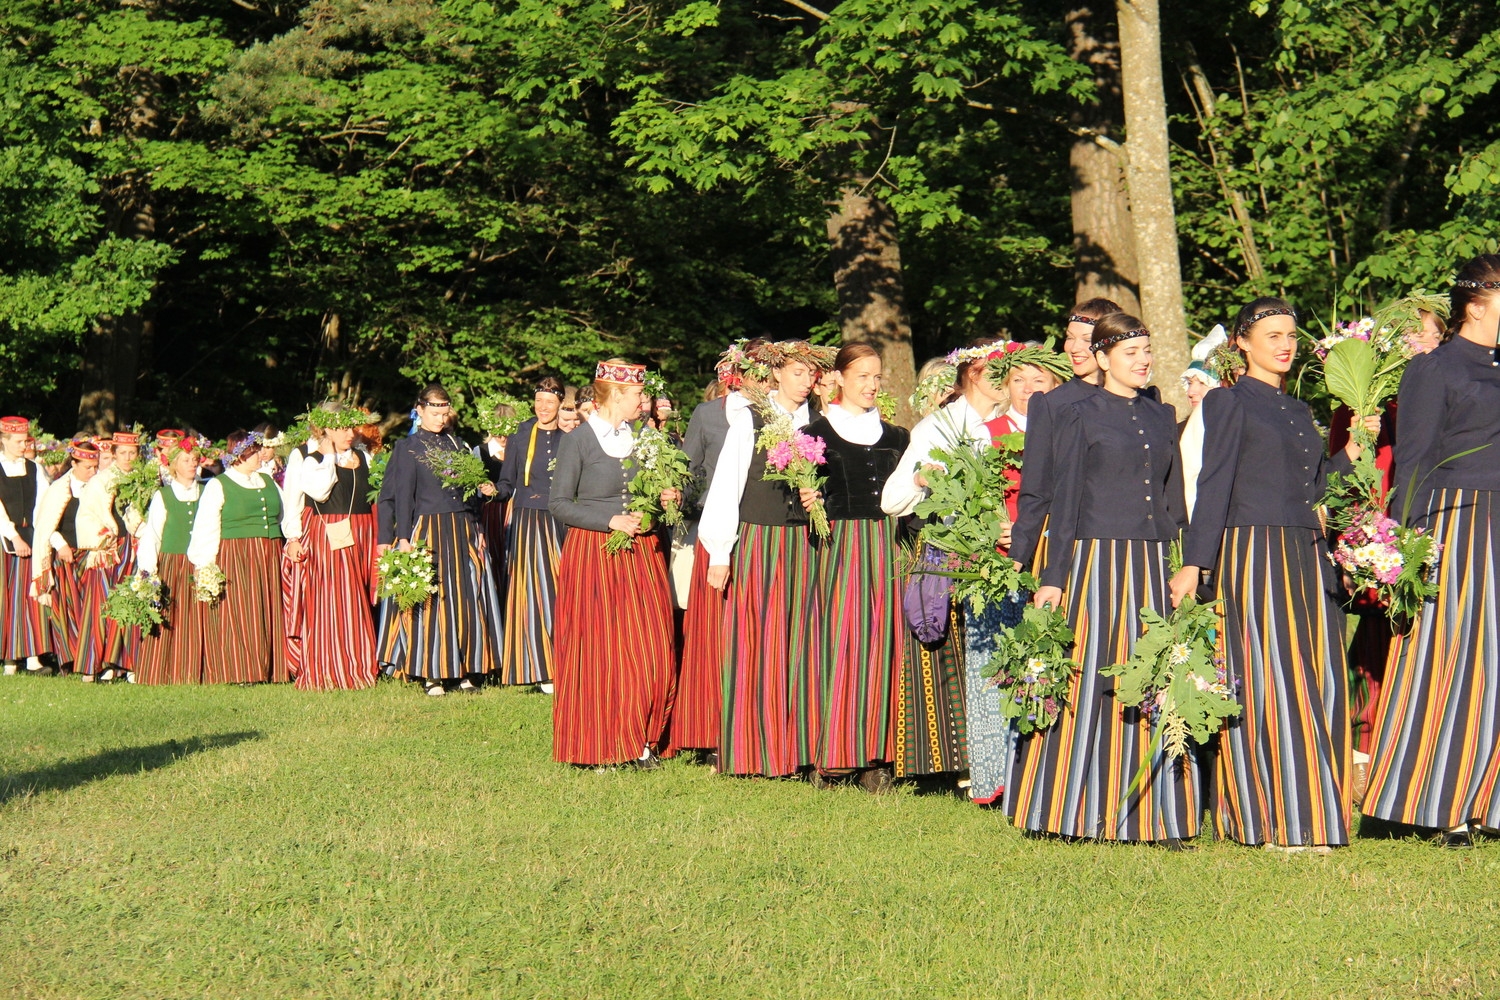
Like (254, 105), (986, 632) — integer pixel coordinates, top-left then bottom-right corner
(159, 485), (199, 556)
(219, 472), (283, 541)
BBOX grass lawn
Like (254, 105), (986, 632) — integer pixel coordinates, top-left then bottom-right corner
(1, 676), (1496, 999)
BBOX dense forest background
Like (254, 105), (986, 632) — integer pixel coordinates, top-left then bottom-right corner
(1, 0), (1496, 437)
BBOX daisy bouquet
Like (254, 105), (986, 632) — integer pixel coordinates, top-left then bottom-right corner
(420, 445), (491, 500)
(605, 426), (691, 554)
(103, 571), (169, 631)
(192, 563), (226, 604)
(984, 604), (1077, 734)
(376, 541), (439, 611)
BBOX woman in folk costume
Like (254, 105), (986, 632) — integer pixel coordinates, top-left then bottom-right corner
(186, 429), (290, 685)
(135, 432), (211, 685)
(1176, 325), (1229, 521)
(549, 360), (680, 767)
(667, 360), (736, 762)
(494, 377), (566, 690)
(1009, 298), (1122, 575)
(804, 343), (910, 792)
(0, 417), (51, 675)
(282, 402), (381, 691)
(32, 439), (101, 673)
(1009, 315), (1198, 845)
(880, 340), (1009, 782)
(383, 384), (503, 695)
(964, 345), (1065, 805)
(697, 341), (827, 774)
(477, 399), (517, 599)
(1363, 257), (1500, 848)
(1169, 298), (1370, 852)
(75, 430), (146, 681)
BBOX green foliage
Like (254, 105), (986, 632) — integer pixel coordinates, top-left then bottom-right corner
(982, 602), (1077, 734)
(607, 426), (691, 553)
(101, 571), (168, 631)
(419, 446), (491, 500)
(111, 461), (165, 523)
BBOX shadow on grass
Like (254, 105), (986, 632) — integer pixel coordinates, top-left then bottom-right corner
(1, 731), (262, 805)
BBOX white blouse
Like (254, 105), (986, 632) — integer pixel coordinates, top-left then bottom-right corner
(135, 480), (201, 575)
(881, 395), (997, 517)
(824, 403), (883, 446)
(698, 392), (810, 567)
(587, 413), (635, 460)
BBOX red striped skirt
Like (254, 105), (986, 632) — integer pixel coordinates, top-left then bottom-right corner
(135, 553), (207, 684)
(667, 540), (726, 752)
(0, 551), (48, 660)
(552, 528), (676, 765)
(202, 537), (290, 684)
(283, 511), (378, 691)
(76, 536), (139, 674)
(40, 559), (86, 667)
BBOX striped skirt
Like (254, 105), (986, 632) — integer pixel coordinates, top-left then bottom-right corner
(718, 524), (818, 776)
(76, 537), (139, 674)
(0, 551), (48, 659)
(1213, 525), (1350, 847)
(1009, 539), (1199, 841)
(40, 560), (86, 667)
(812, 517), (901, 771)
(403, 512), (503, 681)
(201, 537), (290, 684)
(283, 511), (378, 691)
(1365, 489), (1500, 829)
(135, 553), (207, 684)
(480, 497), (510, 596)
(669, 539), (726, 752)
(895, 607), (968, 777)
(552, 527), (676, 765)
(963, 591), (1027, 804)
(499, 506), (562, 686)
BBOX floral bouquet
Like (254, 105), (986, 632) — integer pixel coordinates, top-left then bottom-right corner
(192, 563), (227, 604)
(475, 393), (532, 440)
(982, 603), (1077, 734)
(103, 571), (169, 631)
(759, 420), (830, 538)
(605, 426), (692, 554)
(420, 445), (491, 500)
(377, 542), (439, 611)
(1331, 507), (1439, 624)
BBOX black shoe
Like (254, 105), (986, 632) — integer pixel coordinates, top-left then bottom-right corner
(1434, 830), (1474, 849)
(704, 750), (720, 773)
(632, 749), (662, 771)
(857, 767), (895, 795)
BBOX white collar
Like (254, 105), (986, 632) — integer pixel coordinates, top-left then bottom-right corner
(587, 413), (634, 459)
(226, 467), (266, 487)
(825, 404), (883, 446)
(69, 473), (90, 497)
(169, 479), (200, 500)
(1005, 406), (1028, 432)
(0, 455), (26, 474)
(769, 392), (811, 428)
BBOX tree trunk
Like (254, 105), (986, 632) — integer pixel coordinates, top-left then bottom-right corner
(825, 185), (917, 426)
(77, 55), (162, 433)
(1067, 7), (1141, 315)
(1116, 0), (1189, 414)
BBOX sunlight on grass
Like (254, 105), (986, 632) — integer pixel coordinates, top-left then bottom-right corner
(1, 678), (1496, 999)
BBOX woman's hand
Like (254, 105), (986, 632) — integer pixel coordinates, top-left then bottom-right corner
(609, 513), (643, 535)
(478, 482), (498, 498)
(397, 538), (412, 553)
(56, 544), (74, 565)
(284, 538), (305, 563)
(1032, 585), (1063, 610)
(1168, 566), (1201, 608)
(659, 488), (682, 507)
(13, 539), (30, 558)
(1343, 413), (1382, 461)
(998, 524), (1013, 548)
(798, 487), (821, 512)
(707, 565), (730, 591)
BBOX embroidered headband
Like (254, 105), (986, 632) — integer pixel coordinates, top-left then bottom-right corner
(594, 361), (646, 385)
(1236, 306), (1296, 336)
(1091, 327), (1150, 353)
(0, 416), (29, 435)
(67, 439), (100, 461)
(111, 430), (141, 447)
(1066, 314), (1102, 327)
(1454, 279), (1500, 290)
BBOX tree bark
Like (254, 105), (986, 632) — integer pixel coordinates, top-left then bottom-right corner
(1116, 0), (1189, 414)
(1067, 7), (1141, 316)
(825, 185), (917, 426)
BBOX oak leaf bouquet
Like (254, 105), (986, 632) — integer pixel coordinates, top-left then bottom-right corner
(605, 426), (692, 554)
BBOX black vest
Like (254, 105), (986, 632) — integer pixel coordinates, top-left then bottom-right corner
(0, 462), (38, 546)
(804, 416), (909, 521)
(740, 409), (808, 527)
(311, 452), (373, 517)
(58, 492), (80, 550)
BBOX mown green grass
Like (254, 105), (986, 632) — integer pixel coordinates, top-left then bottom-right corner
(1, 677), (1496, 1000)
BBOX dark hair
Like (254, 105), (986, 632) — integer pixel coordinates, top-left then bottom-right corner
(416, 384), (450, 407)
(1233, 297), (1297, 340)
(536, 376), (564, 397)
(1090, 312), (1150, 354)
(251, 420), (280, 440)
(833, 342), (880, 373)
(577, 385), (595, 404)
(1446, 254), (1500, 343)
(1070, 297), (1123, 324)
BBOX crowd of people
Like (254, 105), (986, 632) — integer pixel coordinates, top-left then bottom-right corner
(3, 252), (1499, 852)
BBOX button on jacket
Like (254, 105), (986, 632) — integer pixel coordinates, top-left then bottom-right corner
(803, 415), (909, 521)
(1041, 390), (1186, 590)
(1183, 375), (1351, 569)
(1388, 336), (1500, 524)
